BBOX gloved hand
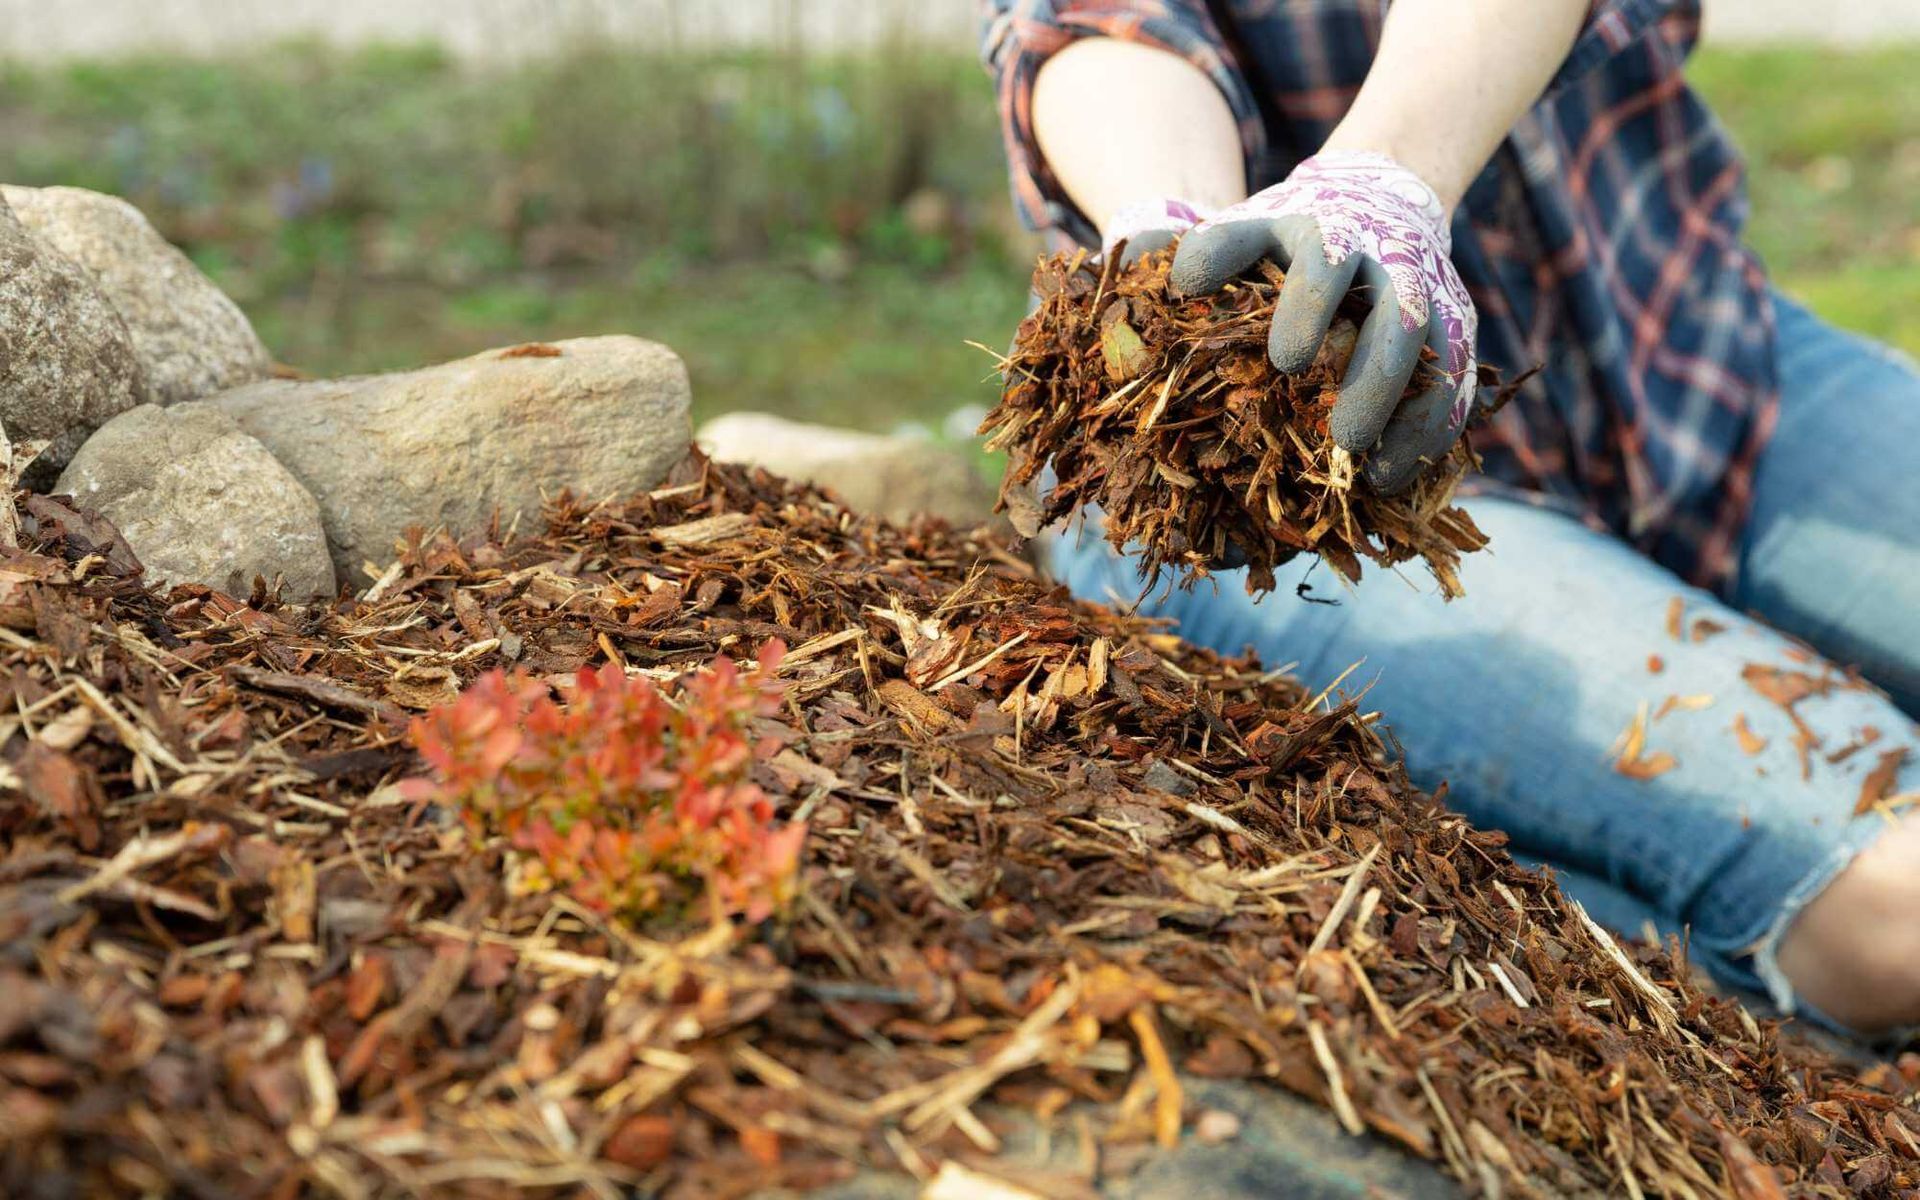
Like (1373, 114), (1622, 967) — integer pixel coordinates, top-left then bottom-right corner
(1008, 197), (1213, 369)
(1100, 197), (1214, 267)
(1166, 151), (1479, 494)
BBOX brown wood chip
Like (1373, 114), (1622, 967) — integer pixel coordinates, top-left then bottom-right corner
(230, 665), (406, 724)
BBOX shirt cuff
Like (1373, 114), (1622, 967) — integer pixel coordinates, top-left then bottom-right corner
(981, 1), (1269, 249)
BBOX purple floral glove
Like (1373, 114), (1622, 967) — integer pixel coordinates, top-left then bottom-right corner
(1169, 151), (1479, 494)
(1100, 197), (1215, 267)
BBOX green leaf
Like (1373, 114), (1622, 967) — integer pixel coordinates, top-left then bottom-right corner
(1101, 318), (1152, 382)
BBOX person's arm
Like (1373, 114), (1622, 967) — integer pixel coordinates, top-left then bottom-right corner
(1031, 0), (1587, 235)
(979, 0), (1269, 253)
(1032, 38), (1244, 238)
(1029, 0), (1587, 494)
(1320, 0), (1588, 213)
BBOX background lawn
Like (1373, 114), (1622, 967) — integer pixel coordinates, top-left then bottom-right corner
(0, 40), (1913, 439)
(1687, 45), (1920, 353)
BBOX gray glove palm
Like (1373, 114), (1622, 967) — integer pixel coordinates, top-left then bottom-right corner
(1164, 151), (1481, 494)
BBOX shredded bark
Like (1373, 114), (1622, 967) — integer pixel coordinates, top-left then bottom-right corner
(1, 459), (1915, 1198)
(1733, 713), (1770, 756)
(1857, 747), (1912, 816)
(982, 249), (1492, 598)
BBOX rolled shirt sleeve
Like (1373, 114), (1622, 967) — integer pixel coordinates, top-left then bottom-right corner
(1547, 0), (1690, 93)
(979, 1), (1269, 249)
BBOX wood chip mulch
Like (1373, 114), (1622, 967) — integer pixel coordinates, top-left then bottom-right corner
(983, 250), (1491, 599)
(2, 455), (1916, 1198)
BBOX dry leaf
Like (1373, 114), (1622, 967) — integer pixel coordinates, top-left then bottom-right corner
(3, 452), (1903, 1200)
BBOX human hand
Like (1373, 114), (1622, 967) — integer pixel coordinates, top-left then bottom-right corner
(1008, 196), (1213, 372)
(1100, 196), (1213, 268)
(1169, 151), (1478, 494)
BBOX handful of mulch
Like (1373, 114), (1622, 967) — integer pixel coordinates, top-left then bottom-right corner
(983, 248), (1493, 599)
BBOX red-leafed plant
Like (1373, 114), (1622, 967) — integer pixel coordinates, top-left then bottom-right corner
(403, 643), (805, 925)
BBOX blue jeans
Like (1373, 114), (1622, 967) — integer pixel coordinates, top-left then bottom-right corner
(1047, 294), (1920, 1026)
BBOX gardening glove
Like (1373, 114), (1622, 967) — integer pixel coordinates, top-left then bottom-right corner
(1100, 197), (1214, 267)
(1007, 197), (1213, 371)
(1169, 151), (1479, 495)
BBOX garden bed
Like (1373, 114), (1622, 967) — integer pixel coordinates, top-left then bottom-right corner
(1, 458), (1914, 1198)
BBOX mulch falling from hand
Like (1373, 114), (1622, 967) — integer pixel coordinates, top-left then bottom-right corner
(2, 457), (1916, 1198)
(983, 250), (1490, 599)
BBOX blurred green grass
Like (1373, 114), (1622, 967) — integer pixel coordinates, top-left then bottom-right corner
(1688, 44), (1920, 352)
(0, 40), (1031, 430)
(0, 40), (1913, 435)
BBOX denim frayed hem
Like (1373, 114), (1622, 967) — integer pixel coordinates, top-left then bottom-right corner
(1718, 817), (1907, 1044)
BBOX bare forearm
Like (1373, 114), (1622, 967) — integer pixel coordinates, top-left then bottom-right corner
(1030, 0), (1585, 233)
(1031, 38), (1244, 236)
(1323, 0), (1587, 210)
(1020, 2), (1587, 491)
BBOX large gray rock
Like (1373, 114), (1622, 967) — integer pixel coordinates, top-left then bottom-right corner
(56, 404), (336, 599)
(3, 185), (272, 407)
(200, 337), (692, 582)
(698, 412), (994, 527)
(0, 192), (145, 468)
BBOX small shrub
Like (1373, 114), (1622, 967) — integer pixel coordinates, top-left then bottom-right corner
(403, 643), (804, 925)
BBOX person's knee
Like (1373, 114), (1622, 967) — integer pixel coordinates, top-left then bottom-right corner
(1775, 818), (1920, 1034)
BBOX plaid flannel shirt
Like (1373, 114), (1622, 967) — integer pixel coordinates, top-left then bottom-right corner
(981, 0), (1779, 590)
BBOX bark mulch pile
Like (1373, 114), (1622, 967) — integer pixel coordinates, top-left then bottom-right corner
(984, 249), (1492, 598)
(3, 460), (1916, 1199)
